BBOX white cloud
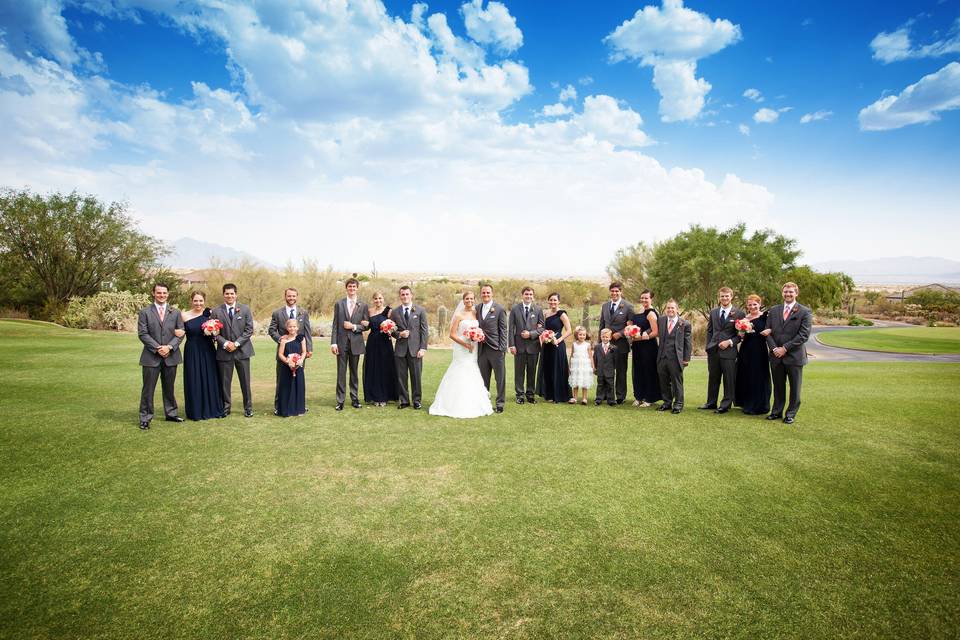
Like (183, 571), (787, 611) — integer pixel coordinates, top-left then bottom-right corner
(753, 108), (779, 123)
(541, 102), (572, 117)
(575, 95), (651, 147)
(871, 18), (960, 64)
(578, 76), (594, 86)
(738, 123), (750, 136)
(859, 61), (960, 131)
(800, 110), (832, 124)
(778, 106), (793, 113)
(604, 0), (741, 122)
(461, 0), (523, 53)
(559, 84), (577, 102)
(743, 88), (763, 102)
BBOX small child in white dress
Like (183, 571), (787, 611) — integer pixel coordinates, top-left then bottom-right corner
(568, 326), (594, 405)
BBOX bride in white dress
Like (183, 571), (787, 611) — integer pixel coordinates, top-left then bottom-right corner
(429, 291), (494, 419)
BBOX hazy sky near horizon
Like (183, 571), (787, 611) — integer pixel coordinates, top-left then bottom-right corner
(1, 0), (958, 274)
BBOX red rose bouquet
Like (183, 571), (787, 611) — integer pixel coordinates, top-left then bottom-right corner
(463, 326), (486, 342)
(380, 319), (396, 334)
(624, 325), (642, 339)
(541, 329), (556, 344)
(288, 352), (302, 376)
(202, 318), (223, 336)
(735, 318), (754, 334)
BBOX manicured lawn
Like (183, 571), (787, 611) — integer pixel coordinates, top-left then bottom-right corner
(1, 320), (958, 639)
(818, 326), (960, 354)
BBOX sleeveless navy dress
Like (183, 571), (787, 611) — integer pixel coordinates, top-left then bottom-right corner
(537, 310), (571, 402)
(277, 335), (306, 417)
(363, 307), (400, 403)
(183, 309), (225, 420)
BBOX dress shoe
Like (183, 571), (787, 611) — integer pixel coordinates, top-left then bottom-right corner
(714, 407), (729, 414)
(595, 399), (602, 406)
(783, 417), (795, 425)
(351, 401), (362, 409)
(165, 416), (185, 423)
(607, 401), (617, 407)
(616, 399), (625, 405)
(413, 402), (422, 410)
(495, 406), (504, 413)
(766, 414), (782, 421)
(139, 421), (150, 430)
(273, 409), (279, 416)
(671, 407), (682, 414)
(657, 405), (672, 412)
(698, 404), (717, 410)
(398, 403), (410, 409)
(244, 410), (254, 418)
(526, 397), (536, 405)
(516, 397), (525, 405)
(335, 403), (344, 411)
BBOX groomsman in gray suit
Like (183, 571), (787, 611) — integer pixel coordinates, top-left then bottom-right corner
(268, 287), (313, 414)
(509, 286), (544, 404)
(137, 283), (185, 429)
(477, 284), (508, 413)
(331, 277), (370, 410)
(598, 282), (634, 404)
(210, 283), (255, 417)
(763, 282), (813, 424)
(700, 286), (745, 414)
(389, 286), (428, 409)
(656, 299), (691, 414)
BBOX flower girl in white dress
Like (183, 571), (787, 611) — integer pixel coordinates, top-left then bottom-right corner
(568, 326), (594, 405)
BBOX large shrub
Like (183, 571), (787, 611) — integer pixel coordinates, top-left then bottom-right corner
(62, 291), (149, 331)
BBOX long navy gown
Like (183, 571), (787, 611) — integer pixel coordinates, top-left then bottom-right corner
(630, 308), (661, 403)
(277, 335), (306, 417)
(735, 312), (772, 415)
(537, 310), (572, 402)
(183, 309), (225, 420)
(363, 307), (400, 404)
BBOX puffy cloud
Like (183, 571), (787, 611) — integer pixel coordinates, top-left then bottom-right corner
(461, 0), (523, 53)
(541, 102), (572, 117)
(604, 0), (741, 122)
(753, 107), (779, 123)
(575, 95), (651, 147)
(871, 18), (960, 64)
(742, 88), (763, 102)
(0, 0), (77, 66)
(859, 61), (960, 131)
(800, 110), (832, 124)
(559, 84), (577, 102)
(738, 123), (750, 136)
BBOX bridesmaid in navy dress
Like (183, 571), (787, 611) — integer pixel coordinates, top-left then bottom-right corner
(537, 293), (573, 403)
(363, 292), (399, 406)
(735, 294), (772, 415)
(630, 289), (661, 407)
(181, 291), (225, 421)
(277, 318), (306, 417)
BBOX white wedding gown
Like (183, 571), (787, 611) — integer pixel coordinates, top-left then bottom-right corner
(429, 318), (494, 419)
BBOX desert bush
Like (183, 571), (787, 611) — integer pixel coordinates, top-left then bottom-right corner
(847, 315), (873, 326)
(62, 291), (150, 331)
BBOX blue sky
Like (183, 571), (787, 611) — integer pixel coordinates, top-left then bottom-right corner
(1, 0), (958, 273)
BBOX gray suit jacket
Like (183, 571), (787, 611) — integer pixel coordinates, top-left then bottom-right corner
(593, 342), (617, 377)
(657, 315), (692, 364)
(268, 307), (313, 353)
(765, 303), (812, 366)
(477, 301), (509, 352)
(210, 303), (255, 361)
(705, 305), (744, 358)
(137, 305), (184, 367)
(389, 305), (428, 357)
(509, 303), (544, 354)
(599, 300), (635, 348)
(331, 298), (370, 354)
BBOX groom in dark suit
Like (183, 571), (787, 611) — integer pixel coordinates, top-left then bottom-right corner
(700, 286), (744, 414)
(598, 282), (634, 404)
(137, 283), (185, 429)
(389, 286), (428, 409)
(509, 286), (544, 404)
(477, 284), (508, 413)
(210, 283), (255, 417)
(763, 282), (813, 424)
(331, 277), (370, 410)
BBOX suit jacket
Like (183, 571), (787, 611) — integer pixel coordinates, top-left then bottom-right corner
(389, 305), (428, 357)
(705, 306), (744, 359)
(593, 342), (617, 377)
(331, 298), (370, 354)
(477, 301), (509, 352)
(599, 300), (635, 348)
(508, 303), (544, 354)
(765, 302), (813, 366)
(657, 315), (692, 364)
(210, 303), (255, 361)
(268, 307), (314, 354)
(137, 305), (184, 367)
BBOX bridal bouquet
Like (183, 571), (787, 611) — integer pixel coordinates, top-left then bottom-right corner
(288, 353), (302, 376)
(623, 325), (642, 339)
(463, 326), (486, 342)
(202, 318), (223, 336)
(541, 329), (556, 344)
(735, 318), (755, 334)
(380, 319), (396, 334)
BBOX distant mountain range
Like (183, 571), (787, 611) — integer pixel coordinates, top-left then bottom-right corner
(166, 238), (277, 270)
(811, 256), (960, 285)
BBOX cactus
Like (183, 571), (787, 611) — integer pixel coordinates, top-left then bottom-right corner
(581, 302), (590, 332)
(438, 305), (448, 337)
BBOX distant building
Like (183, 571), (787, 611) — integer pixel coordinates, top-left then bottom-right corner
(887, 283), (960, 303)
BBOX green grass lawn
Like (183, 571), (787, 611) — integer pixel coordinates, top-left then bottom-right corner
(1, 320), (958, 639)
(818, 326), (960, 354)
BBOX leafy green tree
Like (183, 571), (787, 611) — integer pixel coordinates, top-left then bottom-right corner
(783, 266), (853, 310)
(606, 242), (654, 302)
(0, 188), (168, 318)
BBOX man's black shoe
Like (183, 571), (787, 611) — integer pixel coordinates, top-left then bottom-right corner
(351, 401), (362, 409)
(335, 403), (344, 411)
(657, 405), (672, 412)
(495, 406), (504, 413)
(413, 402), (422, 410)
(398, 403), (410, 409)
(165, 416), (185, 423)
(526, 397), (536, 405)
(671, 407), (682, 414)
(715, 407), (729, 414)
(698, 404), (717, 410)
(139, 421), (150, 430)
(766, 414), (782, 421)
(783, 417), (795, 425)
(244, 410), (254, 418)
(516, 397), (525, 404)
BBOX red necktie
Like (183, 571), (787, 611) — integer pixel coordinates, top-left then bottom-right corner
(668, 318), (675, 333)
(783, 306), (790, 321)
(158, 306), (165, 323)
